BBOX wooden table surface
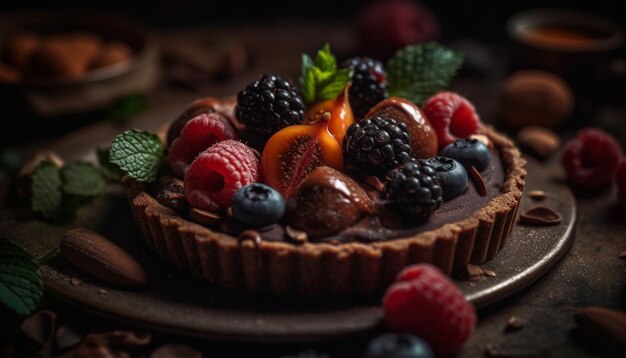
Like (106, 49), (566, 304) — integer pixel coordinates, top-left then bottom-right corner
(1, 22), (625, 358)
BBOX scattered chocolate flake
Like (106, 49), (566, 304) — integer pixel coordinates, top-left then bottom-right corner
(99, 331), (152, 348)
(71, 276), (83, 286)
(484, 269), (497, 277)
(55, 325), (82, 350)
(189, 208), (222, 228)
(470, 134), (493, 150)
(150, 344), (202, 358)
(504, 316), (525, 333)
(470, 166), (487, 196)
(75, 333), (129, 358)
(519, 206), (561, 225)
(285, 226), (308, 244)
(574, 307), (626, 357)
(20, 310), (57, 345)
(461, 264), (495, 281)
(528, 190), (546, 201)
(619, 250), (626, 259)
(365, 176), (384, 192)
(238, 230), (262, 246)
(97, 289), (107, 294)
(485, 344), (537, 358)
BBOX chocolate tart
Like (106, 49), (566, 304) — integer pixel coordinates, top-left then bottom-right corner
(126, 122), (526, 296)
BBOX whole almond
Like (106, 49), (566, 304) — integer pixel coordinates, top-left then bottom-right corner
(574, 307), (626, 356)
(517, 126), (560, 159)
(61, 228), (147, 286)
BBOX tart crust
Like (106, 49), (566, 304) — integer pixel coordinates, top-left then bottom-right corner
(126, 125), (526, 296)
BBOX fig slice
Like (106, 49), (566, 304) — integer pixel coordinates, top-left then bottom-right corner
(366, 97), (438, 159)
(304, 85), (354, 144)
(261, 112), (343, 199)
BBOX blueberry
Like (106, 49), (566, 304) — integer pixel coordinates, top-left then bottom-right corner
(426, 157), (469, 201)
(440, 138), (490, 172)
(365, 333), (434, 358)
(231, 184), (285, 226)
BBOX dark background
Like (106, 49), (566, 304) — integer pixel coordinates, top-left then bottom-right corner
(2, 0), (625, 42)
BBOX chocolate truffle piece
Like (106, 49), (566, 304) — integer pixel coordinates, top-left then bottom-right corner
(500, 70), (574, 128)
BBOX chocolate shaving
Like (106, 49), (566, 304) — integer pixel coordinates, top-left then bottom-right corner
(71, 276), (83, 286)
(364, 176), (384, 192)
(528, 190), (546, 201)
(189, 208), (222, 228)
(484, 269), (497, 277)
(574, 307), (626, 357)
(519, 206), (561, 225)
(20, 310), (57, 345)
(504, 316), (525, 333)
(470, 166), (487, 196)
(55, 325), (82, 350)
(461, 264), (495, 281)
(285, 226), (308, 244)
(150, 344), (202, 358)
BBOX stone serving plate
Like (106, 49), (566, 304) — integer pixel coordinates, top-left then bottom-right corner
(4, 158), (575, 343)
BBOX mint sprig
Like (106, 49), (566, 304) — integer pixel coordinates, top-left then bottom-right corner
(30, 162), (63, 219)
(109, 130), (164, 183)
(299, 44), (352, 104)
(97, 147), (124, 181)
(0, 237), (43, 315)
(61, 162), (106, 197)
(386, 42), (463, 105)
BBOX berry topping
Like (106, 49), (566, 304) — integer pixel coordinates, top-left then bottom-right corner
(341, 57), (388, 118)
(343, 116), (412, 175)
(168, 113), (239, 178)
(304, 85), (354, 144)
(440, 138), (490, 172)
(261, 113), (343, 199)
(383, 264), (476, 356)
(231, 183), (285, 227)
(426, 156), (468, 201)
(616, 159), (626, 208)
(384, 159), (442, 221)
(561, 128), (622, 188)
(166, 96), (237, 146)
(184, 140), (259, 212)
(422, 92), (480, 149)
(236, 74), (305, 137)
(365, 333), (434, 358)
(367, 97), (438, 159)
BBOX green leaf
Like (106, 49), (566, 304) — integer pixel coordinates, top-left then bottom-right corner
(30, 162), (63, 219)
(0, 237), (43, 315)
(109, 130), (164, 183)
(386, 42), (464, 105)
(106, 94), (149, 124)
(61, 161), (106, 197)
(96, 147), (124, 181)
(299, 44), (352, 104)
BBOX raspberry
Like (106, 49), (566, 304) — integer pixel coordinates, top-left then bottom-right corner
(561, 128), (622, 188)
(184, 140), (259, 212)
(168, 113), (238, 178)
(422, 92), (480, 149)
(616, 159), (626, 208)
(383, 264), (476, 355)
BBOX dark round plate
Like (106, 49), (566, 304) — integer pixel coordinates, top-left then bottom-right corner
(7, 158), (575, 343)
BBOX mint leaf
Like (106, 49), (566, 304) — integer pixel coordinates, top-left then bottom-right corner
(96, 147), (124, 181)
(61, 161), (105, 197)
(0, 237), (43, 315)
(386, 42), (463, 105)
(106, 94), (149, 124)
(299, 44), (352, 104)
(109, 130), (164, 183)
(30, 162), (63, 219)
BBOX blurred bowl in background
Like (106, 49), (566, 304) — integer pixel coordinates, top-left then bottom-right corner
(507, 8), (624, 121)
(0, 11), (159, 120)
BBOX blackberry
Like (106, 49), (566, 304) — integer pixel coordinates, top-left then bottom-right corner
(384, 159), (443, 221)
(342, 57), (388, 118)
(236, 74), (305, 137)
(343, 116), (412, 174)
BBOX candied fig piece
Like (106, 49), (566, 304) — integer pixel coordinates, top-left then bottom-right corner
(366, 97), (438, 159)
(304, 85), (354, 144)
(287, 166), (374, 237)
(261, 112), (343, 199)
